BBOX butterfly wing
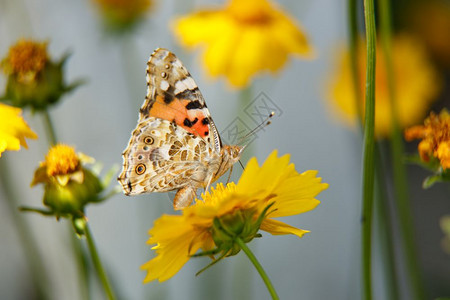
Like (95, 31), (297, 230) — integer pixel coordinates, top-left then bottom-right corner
(118, 117), (217, 196)
(139, 48), (222, 153)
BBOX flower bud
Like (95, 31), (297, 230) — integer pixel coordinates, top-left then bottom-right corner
(31, 144), (103, 219)
(1, 39), (81, 111)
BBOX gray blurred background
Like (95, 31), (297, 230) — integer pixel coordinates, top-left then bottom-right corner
(0, 0), (449, 299)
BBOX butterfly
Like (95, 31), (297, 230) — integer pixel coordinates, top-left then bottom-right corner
(118, 48), (244, 210)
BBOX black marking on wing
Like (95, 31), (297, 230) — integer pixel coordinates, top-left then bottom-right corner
(183, 118), (193, 127)
(163, 93), (173, 104)
(185, 100), (204, 110)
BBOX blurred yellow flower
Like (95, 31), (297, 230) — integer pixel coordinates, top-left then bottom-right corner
(93, 0), (152, 31)
(0, 103), (37, 156)
(141, 150), (328, 282)
(405, 109), (450, 170)
(328, 34), (441, 138)
(1, 39), (82, 110)
(173, 0), (313, 88)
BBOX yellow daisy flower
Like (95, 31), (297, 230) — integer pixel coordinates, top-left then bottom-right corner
(173, 0), (313, 88)
(328, 34), (441, 138)
(141, 150), (328, 282)
(0, 103), (37, 156)
(405, 109), (450, 170)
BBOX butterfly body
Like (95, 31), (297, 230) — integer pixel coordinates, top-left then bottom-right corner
(118, 48), (243, 209)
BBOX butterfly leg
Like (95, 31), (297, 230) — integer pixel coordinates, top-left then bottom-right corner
(226, 165), (233, 184)
(204, 174), (214, 195)
(173, 186), (196, 210)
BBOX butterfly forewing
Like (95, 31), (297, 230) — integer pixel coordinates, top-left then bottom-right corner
(140, 48), (221, 153)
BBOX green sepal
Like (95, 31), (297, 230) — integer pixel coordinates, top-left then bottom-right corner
(195, 250), (229, 277)
(422, 169), (450, 189)
(19, 206), (55, 216)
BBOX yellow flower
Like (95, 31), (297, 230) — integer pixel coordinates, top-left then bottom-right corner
(328, 34), (441, 138)
(31, 144), (102, 219)
(173, 0), (313, 88)
(405, 109), (450, 170)
(93, 0), (152, 31)
(141, 150), (328, 282)
(0, 103), (37, 156)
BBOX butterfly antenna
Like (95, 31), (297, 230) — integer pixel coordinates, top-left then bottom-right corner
(236, 112), (275, 146)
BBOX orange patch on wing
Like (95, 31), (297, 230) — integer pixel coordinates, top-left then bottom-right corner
(150, 96), (210, 138)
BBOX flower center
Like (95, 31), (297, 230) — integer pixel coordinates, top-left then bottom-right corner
(45, 144), (80, 177)
(227, 0), (274, 24)
(4, 40), (48, 75)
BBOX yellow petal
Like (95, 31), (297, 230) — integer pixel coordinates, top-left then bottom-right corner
(203, 19), (239, 78)
(226, 27), (268, 87)
(269, 170), (328, 217)
(270, 12), (314, 57)
(237, 150), (292, 193)
(142, 214), (211, 282)
(142, 230), (198, 282)
(0, 103), (37, 155)
(260, 218), (309, 238)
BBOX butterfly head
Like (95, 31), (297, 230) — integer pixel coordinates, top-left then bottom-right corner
(211, 145), (244, 182)
(225, 145), (245, 162)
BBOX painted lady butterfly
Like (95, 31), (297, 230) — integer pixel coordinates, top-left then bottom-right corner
(118, 48), (243, 210)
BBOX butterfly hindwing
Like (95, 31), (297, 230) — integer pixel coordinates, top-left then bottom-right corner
(118, 117), (216, 195)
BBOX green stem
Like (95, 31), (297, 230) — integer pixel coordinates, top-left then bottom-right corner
(70, 227), (91, 300)
(362, 0), (376, 299)
(40, 109), (91, 298)
(235, 237), (279, 300)
(41, 109), (57, 146)
(377, 0), (425, 298)
(0, 158), (51, 299)
(374, 144), (400, 300)
(84, 224), (116, 300)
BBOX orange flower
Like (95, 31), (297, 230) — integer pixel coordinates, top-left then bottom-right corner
(405, 109), (450, 169)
